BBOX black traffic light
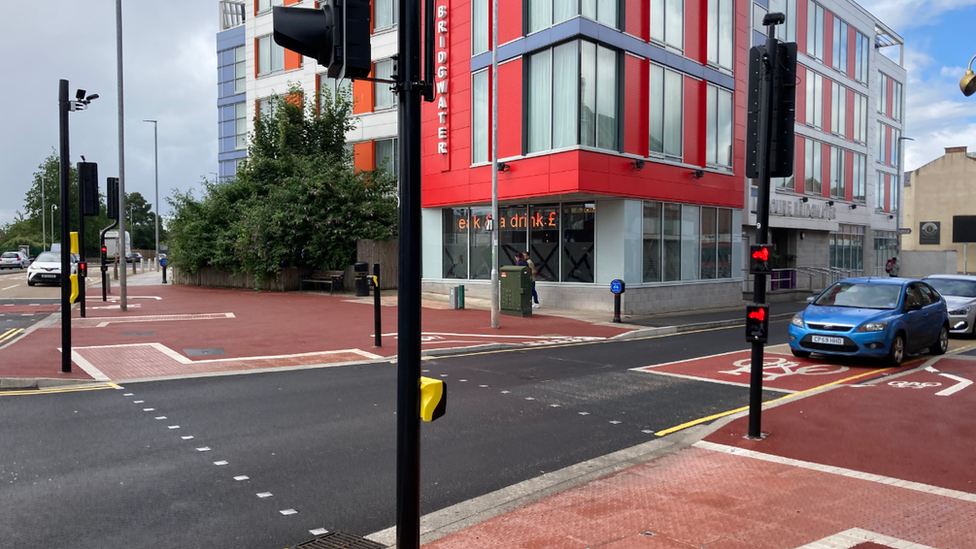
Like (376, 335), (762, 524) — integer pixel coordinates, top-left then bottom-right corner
(273, 1), (371, 80)
(78, 162), (99, 216)
(78, 262), (88, 278)
(745, 41), (797, 179)
(107, 177), (119, 220)
(100, 246), (107, 260)
(750, 244), (773, 275)
(745, 302), (770, 343)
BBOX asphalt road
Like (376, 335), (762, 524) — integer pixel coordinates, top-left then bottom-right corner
(0, 322), (790, 548)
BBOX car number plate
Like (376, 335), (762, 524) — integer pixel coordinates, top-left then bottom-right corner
(812, 335), (844, 345)
(41, 274), (56, 278)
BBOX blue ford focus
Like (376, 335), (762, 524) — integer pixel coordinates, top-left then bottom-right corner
(789, 277), (949, 366)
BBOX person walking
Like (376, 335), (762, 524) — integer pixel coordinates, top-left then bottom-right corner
(524, 252), (540, 308)
(885, 256), (900, 277)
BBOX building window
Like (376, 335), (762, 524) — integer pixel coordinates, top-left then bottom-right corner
(830, 224), (864, 272)
(830, 146), (845, 199)
(892, 81), (903, 121)
(649, 63), (682, 158)
(235, 46), (246, 94)
(561, 203), (595, 282)
(375, 138), (398, 178)
(319, 75), (353, 112)
(878, 73), (888, 114)
(806, 1), (825, 62)
(831, 82), (846, 137)
(374, 59), (397, 109)
(643, 202), (663, 282)
(643, 201), (732, 283)
(527, 40), (619, 154)
(258, 97), (276, 120)
(876, 172), (886, 210)
(257, 0), (283, 14)
(443, 208), (469, 279)
(853, 93), (867, 144)
(234, 102), (246, 149)
(707, 0), (734, 72)
(832, 17), (848, 73)
(877, 121), (885, 163)
(782, 0), (797, 42)
(706, 85), (733, 168)
(853, 153), (866, 203)
(469, 206), (492, 279)
(874, 231), (898, 275)
(472, 70), (489, 164)
(890, 174), (899, 212)
(700, 206), (715, 279)
(854, 31), (869, 84)
(891, 127), (901, 167)
(257, 35), (285, 76)
(528, 0), (619, 34)
(651, 0), (683, 50)
(375, 0), (398, 31)
(472, 0), (488, 55)
(805, 71), (823, 129)
(805, 139), (822, 195)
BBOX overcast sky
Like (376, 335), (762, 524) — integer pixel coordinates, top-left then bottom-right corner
(1, 1), (975, 228)
(0, 1), (218, 227)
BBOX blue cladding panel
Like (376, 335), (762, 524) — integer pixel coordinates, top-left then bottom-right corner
(216, 26), (245, 52)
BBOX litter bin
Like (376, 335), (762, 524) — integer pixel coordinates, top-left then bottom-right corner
(354, 262), (369, 296)
(500, 265), (532, 317)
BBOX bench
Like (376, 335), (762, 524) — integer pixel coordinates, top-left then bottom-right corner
(300, 269), (346, 294)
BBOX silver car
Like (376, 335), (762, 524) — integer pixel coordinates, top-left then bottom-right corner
(0, 251), (29, 269)
(924, 274), (976, 336)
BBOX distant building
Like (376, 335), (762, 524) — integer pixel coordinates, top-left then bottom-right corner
(903, 146), (976, 274)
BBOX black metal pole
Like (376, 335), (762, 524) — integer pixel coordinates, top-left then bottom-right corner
(58, 79), (72, 374)
(395, 0), (422, 547)
(77, 165), (86, 318)
(374, 263), (382, 348)
(613, 294), (621, 323)
(748, 23), (779, 439)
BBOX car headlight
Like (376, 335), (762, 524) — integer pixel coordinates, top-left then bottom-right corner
(857, 321), (889, 332)
(949, 305), (972, 316)
(791, 314), (804, 328)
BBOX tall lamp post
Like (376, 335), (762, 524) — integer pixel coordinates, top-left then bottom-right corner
(41, 175), (46, 251)
(50, 204), (57, 248)
(959, 55), (976, 96)
(143, 119), (159, 271)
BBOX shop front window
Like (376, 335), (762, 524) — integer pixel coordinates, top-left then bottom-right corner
(830, 225), (865, 273)
(529, 204), (560, 281)
(443, 208), (469, 279)
(663, 203), (682, 282)
(874, 231), (898, 276)
(701, 206), (716, 279)
(469, 207), (493, 279)
(643, 202), (663, 283)
(500, 205), (529, 266)
(561, 203), (595, 283)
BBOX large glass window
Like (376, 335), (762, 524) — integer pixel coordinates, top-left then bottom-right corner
(707, 0), (734, 72)
(527, 40), (618, 154)
(375, 0), (398, 30)
(234, 46), (246, 94)
(469, 206), (492, 279)
(529, 204), (560, 281)
(805, 71), (823, 129)
(706, 85), (733, 168)
(892, 81), (903, 121)
(682, 205), (701, 281)
(643, 202), (662, 283)
(890, 174), (899, 213)
(853, 92), (867, 144)
(830, 146), (845, 199)
(257, 35), (285, 76)
(257, 0), (283, 13)
(528, 0), (619, 33)
(443, 208), (469, 279)
(830, 224), (864, 272)
(374, 59), (397, 109)
(853, 153), (866, 203)
(561, 203), (595, 283)
(832, 18), (848, 73)
(878, 73), (888, 114)
(649, 64), (683, 158)
(663, 203), (682, 282)
(320, 75), (352, 113)
(472, 0), (488, 55)
(831, 82), (846, 137)
(805, 139), (822, 195)
(651, 0), (683, 50)
(806, 1), (825, 62)
(891, 127), (901, 167)
(472, 70), (489, 164)
(854, 31), (869, 84)
(700, 206), (715, 279)
(876, 172), (885, 210)
(877, 121), (885, 164)
(234, 102), (247, 150)
(782, 0), (797, 42)
(375, 138), (398, 178)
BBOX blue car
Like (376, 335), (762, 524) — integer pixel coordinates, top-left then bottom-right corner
(789, 277), (949, 366)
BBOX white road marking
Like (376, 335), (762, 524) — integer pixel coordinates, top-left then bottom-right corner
(196, 447), (211, 452)
(524, 397), (535, 401)
(695, 441), (976, 504)
(279, 509), (298, 515)
(65, 349), (110, 381)
(181, 435), (194, 440)
(794, 527), (937, 549)
(479, 385), (489, 388)
(935, 373), (973, 396)
(123, 393), (133, 396)
(155, 416), (167, 420)
(133, 400), (144, 404)
(459, 379), (468, 382)
(578, 412), (589, 416)
(234, 475), (249, 481)
(439, 373), (448, 377)
(642, 430), (654, 434)
(257, 492), (272, 498)
(214, 461), (228, 466)
(500, 390), (511, 394)
(630, 368), (795, 393)
(309, 528), (329, 536)
(168, 425), (180, 429)
(609, 420), (621, 425)
(1, 285), (19, 291)
(143, 408), (155, 411)
(549, 404), (560, 408)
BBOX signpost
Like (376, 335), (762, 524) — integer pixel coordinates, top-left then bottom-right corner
(610, 279), (625, 323)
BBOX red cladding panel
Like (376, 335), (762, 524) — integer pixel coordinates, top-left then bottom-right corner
(684, 76), (703, 167)
(823, 12), (833, 68)
(884, 173), (891, 213)
(847, 26), (856, 79)
(498, 0), (522, 44)
(887, 76), (894, 118)
(284, 49), (302, 71)
(795, 65), (806, 125)
(684, 0), (703, 64)
(625, 0), (648, 40)
(797, 0), (807, 55)
(822, 76), (832, 134)
(885, 124), (892, 165)
(624, 55), (647, 156)
(795, 135), (805, 194)
(821, 142), (830, 198)
(497, 59), (522, 159)
(846, 88), (855, 139)
(844, 150), (854, 202)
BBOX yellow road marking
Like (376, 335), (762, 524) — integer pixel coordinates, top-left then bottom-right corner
(653, 358), (926, 437)
(0, 328), (24, 345)
(0, 382), (116, 397)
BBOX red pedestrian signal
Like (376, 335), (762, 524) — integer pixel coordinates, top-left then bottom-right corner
(750, 244), (773, 275)
(78, 262), (88, 278)
(745, 302), (770, 343)
(101, 246), (107, 255)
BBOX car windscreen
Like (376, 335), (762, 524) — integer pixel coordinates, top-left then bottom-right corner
(34, 252), (60, 263)
(926, 278), (976, 298)
(814, 282), (902, 309)
(1, 252), (18, 258)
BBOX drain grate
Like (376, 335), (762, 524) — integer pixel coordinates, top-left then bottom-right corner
(183, 348), (227, 356)
(292, 531), (384, 549)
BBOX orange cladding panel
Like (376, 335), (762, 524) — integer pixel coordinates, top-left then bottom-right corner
(354, 141), (375, 172)
(284, 49), (302, 71)
(353, 65), (374, 114)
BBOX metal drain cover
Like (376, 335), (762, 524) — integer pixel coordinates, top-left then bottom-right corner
(292, 531), (384, 549)
(183, 348), (227, 356)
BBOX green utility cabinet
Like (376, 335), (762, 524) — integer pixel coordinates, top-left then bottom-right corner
(500, 265), (532, 317)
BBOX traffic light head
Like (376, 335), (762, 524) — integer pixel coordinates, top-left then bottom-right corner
(107, 177), (119, 220)
(273, 1), (371, 80)
(78, 262), (88, 278)
(750, 244), (773, 275)
(745, 302), (770, 343)
(78, 162), (99, 217)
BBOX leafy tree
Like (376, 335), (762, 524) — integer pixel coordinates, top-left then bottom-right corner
(167, 84), (398, 283)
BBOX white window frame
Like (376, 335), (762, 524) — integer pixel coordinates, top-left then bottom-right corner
(650, 0), (684, 51)
(649, 63), (683, 159)
(374, 0), (399, 31)
(257, 35), (285, 76)
(705, 84), (733, 169)
(374, 59), (398, 109)
(707, 0), (734, 73)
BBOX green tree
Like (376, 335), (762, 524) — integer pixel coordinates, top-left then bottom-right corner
(167, 84), (397, 283)
(125, 191), (168, 250)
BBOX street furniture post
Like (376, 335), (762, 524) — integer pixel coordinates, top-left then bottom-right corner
(610, 279), (625, 323)
(373, 263), (381, 348)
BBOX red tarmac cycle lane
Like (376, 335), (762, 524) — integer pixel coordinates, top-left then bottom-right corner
(705, 356), (976, 495)
(632, 349), (910, 393)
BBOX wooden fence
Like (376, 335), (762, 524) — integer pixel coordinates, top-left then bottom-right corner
(356, 239), (398, 290)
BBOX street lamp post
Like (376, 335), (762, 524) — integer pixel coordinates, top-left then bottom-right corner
(143, 119), (158, 271)
(41, 175), (46, 251)
(50, 204), (57, 249)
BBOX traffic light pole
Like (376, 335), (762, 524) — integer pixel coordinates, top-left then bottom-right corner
(395, 0), (423, 548)
(748, 19), (781, 439)
(58, 80), (72, 374)
(100, 219), (118, 301)
(77, 166), (87, 319)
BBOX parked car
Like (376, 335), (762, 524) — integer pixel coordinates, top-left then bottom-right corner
(0, 251), (30, 270)
(789, 277), (949, 365)
(126, 252), (143, 264)
(26, 252), (78, 286)
(924, 274), (976, 336)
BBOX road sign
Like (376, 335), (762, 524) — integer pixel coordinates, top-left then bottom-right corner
(610, 279), (625, 294)
(897, 228), (911, 235)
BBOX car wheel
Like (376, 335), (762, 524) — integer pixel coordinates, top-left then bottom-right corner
(886, 333), (905, 366)
(27, 280), (35, 286)
(791, 349), (811, 358)
(930, 325), (949, 355)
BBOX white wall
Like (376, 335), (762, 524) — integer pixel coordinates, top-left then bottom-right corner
(595, 200), (625, 284)
(421, 208), (443, 279)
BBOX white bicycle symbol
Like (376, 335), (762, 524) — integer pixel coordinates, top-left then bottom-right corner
(719, 356), (849, 381)
(887, 381), (942, 389)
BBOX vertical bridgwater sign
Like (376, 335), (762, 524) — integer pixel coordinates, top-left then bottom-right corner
(436, 2), (449, 167)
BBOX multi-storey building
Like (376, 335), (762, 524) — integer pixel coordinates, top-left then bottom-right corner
(745, 0), (906, 283)
(216, 0), (904, 313)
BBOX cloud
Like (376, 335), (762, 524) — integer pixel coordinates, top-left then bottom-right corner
(859, 0), (976, 29)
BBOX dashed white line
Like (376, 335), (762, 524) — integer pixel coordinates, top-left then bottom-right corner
(133, 400), (144, 404)
(279, 509), (298, 515)
(549, 404), (560, 408)
(500, 390), (511, 394)
(257, 492), (273, 498)
(143, 408), (155, 412)
(609, 420), (622, 425)
(123, 393), (133, 396)
(155, 416), (167, 420)
(459, 379), (468, 382)
(642, 430), (654, 434)
(196, 447), (211, 452)
(168, 425), (180, 430)
(309, 528), (329, 536)
(439, 374), (448, 377)
(181, 435), (194, 440)
(214, 461), (228, 466)
(234, 475), (249, 481)
(578, 412), (589, 416)
(524, 397), (535, 401)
